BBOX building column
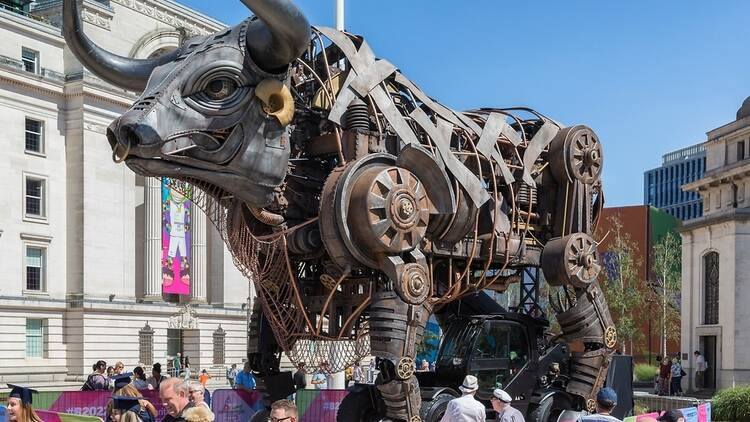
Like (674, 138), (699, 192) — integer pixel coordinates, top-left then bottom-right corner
(143, 177), (163, 301)
(191, 205), (207, 303)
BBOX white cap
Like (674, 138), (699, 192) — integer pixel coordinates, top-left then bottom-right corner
(493, 389), (512, 403)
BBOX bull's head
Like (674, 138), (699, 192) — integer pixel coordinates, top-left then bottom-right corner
(63, 0), (310, 206)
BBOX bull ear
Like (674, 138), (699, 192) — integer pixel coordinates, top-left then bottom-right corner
(255, 79), (295, 127)
(62, 0), (182, 91)
(240, 0), (310, 71)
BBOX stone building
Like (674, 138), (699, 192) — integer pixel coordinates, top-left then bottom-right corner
(0, 0), (253, 388)
(680, 97), (750, 391)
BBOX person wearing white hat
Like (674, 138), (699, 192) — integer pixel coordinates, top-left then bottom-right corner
(491, 389), (525, 422)
(439, 375), (486, 421)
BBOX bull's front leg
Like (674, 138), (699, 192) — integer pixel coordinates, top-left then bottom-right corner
(371, 254), (432, 422)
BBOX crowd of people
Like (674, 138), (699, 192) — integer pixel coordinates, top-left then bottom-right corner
(654, 353), (690, 396)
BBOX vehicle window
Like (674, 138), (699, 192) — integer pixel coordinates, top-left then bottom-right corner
(472, 321), (529, 389)
(438, 322), (475, 364)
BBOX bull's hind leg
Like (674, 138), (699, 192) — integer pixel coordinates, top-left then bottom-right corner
(370, 290), (431, 422)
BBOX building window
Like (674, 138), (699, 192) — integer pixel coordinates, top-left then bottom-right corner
(21, 48), (39, 74)
(25, 319), (46, 358)
(704, 252), (719, 325)
(139, 323), (154, 365)
(24, 176), (46, 219)
(25, 245), (46, 292)
(213, 326), (226, 365)
(738, 141), (746, 162)
(25, 118), (44, 154)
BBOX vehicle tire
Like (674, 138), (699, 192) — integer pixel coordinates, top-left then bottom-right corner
(419, 393), (456, 422)
(529, 393), (574, 422)
(250, 409), (270, 422)
(337, 388), (385, 422)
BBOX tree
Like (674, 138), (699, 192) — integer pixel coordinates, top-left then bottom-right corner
(650, 231), (681, 357)
(597, 215), (648, 354)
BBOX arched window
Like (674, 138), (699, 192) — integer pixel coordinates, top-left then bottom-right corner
(703, 252), (719, 325)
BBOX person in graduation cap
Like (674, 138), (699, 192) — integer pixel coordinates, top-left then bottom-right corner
(110, 374), (157, 422)
(111, 396), (147, 422)
(6, 384), (42, 422)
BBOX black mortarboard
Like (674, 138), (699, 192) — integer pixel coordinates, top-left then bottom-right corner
(112, 373), (133, 390)
(112, 396), (141, 412)
(8, 384), (38, 405)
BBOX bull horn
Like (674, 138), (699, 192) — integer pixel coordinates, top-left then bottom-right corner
(240, 0), (311, 71)
(62, 0), (182, 92)
(255, 79), (295, 126)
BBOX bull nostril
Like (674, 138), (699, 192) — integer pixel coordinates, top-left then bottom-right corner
(120, 126), (142, 147)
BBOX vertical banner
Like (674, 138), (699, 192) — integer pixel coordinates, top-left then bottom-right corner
(162, 178), (191, 296)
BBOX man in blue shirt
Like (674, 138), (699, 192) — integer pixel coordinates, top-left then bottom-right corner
(235, 361), (256, 392)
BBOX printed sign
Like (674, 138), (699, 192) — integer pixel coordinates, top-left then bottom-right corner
(212, 389), (265, 422)
(296, 390), (348, 422)
(37, 409), (103, 422)
(45, 390), (166, 422)
(162, 179), (192, 295)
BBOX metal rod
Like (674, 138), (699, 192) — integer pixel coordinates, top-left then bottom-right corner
(335, 0), (344, 31)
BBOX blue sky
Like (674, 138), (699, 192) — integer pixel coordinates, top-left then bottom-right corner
(178, 1), (750, 206)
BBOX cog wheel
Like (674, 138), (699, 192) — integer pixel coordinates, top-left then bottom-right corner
(396, 356), (415, 380)
(395, 263), (431, 305)
(604, 326), (617, 349)
(549, 125), (603, 185)
(586, 399), (597, 413)
(541, 233), (601, 288)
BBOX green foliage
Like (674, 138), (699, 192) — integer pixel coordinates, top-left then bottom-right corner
(634, 364), (658, 382)
(712, 386), (750, 422)
(649, 231), (682, 355)
(597, 215), (647, 353)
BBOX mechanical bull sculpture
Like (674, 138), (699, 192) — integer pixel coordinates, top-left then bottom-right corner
(63, 0), (617, 420)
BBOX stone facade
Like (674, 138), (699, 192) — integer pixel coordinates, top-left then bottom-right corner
(0, 1), (254, 388)
(680, 98), (750, 391)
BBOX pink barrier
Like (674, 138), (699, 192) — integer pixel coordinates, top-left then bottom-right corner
(37, 409), (103, 422)
(46, 390), (166, 421)
(211, 389), (265, 422)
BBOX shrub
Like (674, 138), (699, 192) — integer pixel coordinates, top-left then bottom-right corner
(713, 386), (750, 422)
(634, 364), (658, 382)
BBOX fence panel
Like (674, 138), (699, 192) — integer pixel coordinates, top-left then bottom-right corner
(295, 390), (348, 422)
(211, 389), (265, 422)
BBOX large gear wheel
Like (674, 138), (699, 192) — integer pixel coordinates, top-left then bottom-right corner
(549, 125), (603, 185)
(541, 233), (601, 288)
(349, 166), (430, 255)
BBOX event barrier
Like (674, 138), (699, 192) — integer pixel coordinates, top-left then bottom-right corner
(0, 405), (103, 422)
(1, 388), (349, 422)
(209, 389), (348, 422)
(624, 403), (712, 422)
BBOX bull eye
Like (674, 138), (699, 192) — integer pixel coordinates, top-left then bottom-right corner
(204, 78), (237, 100)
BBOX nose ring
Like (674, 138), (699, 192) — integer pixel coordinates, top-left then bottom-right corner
(112, 136), (132, 163)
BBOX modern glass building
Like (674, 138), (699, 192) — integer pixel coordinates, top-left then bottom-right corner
(643, 143), (706, 221)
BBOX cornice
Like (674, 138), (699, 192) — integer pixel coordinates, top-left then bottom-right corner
(109, 0), (225, 36)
